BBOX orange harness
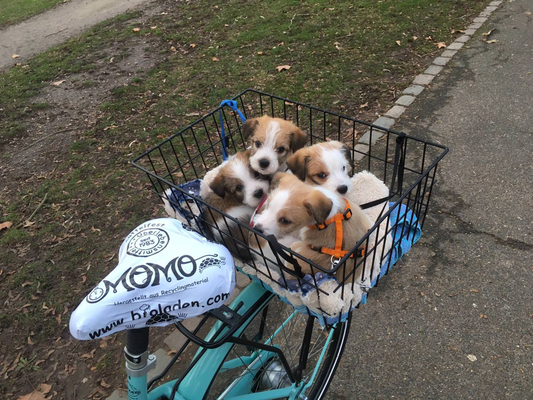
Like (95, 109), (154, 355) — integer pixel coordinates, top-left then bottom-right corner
(307, 199), (365, 260)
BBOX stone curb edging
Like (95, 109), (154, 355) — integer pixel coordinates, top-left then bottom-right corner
(106, 2), (504, 398)
(361, 0), (503, 141)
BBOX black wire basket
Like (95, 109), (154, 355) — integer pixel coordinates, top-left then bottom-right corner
(132, 89), (448, 323)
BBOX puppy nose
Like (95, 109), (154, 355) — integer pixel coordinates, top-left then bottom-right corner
(337, 185), (348, 195)
(259, 158), (270, 169)
(254, 189), (264, 199)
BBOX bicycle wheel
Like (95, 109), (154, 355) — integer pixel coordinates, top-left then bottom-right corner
(206, 293), (351, 400)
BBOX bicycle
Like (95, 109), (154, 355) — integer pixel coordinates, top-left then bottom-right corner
(70, 90), (448, 400)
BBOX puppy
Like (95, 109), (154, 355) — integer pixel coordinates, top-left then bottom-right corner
(202, 150), (270, 261)
(286, 141), (352, 195)
(287, 142), (393, 283)
(252, 173), (372, 283)
(242, 116), (307, 176)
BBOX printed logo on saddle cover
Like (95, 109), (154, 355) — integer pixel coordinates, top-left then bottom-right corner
(69, 218), (235, 340)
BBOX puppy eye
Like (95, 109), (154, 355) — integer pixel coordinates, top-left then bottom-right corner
(342, 166), (346, 172)
(236, 184), (244, 191)
(253, 171), (260, 179)
(317, 172), (328, 179)
(278, 217), (292, 225)
(276, 146), (286, 154)
(254, 141), (262, 148)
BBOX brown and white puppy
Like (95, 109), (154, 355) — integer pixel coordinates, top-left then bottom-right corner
(203, 150), (270, 261)
(286, 141), (352, 195)
(288, 145), (393, 284)
(207, 150), (270, 209)
(251, 173), (372, 280)
(242, 116), (307, 176)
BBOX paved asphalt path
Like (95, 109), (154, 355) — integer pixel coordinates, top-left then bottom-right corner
(329, 1), (533, 399)
(0, 0), (157, 71)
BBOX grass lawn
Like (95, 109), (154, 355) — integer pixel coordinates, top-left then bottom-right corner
(0, 0), (490, 398)
(0, 0), (68, 27)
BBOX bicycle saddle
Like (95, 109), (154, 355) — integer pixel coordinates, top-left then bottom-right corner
(70, 218), (235, 340)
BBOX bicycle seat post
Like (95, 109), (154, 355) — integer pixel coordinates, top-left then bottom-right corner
(124, 328), (156, 399)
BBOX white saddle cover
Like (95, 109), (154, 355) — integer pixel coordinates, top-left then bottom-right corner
(70, 218), (235, 340)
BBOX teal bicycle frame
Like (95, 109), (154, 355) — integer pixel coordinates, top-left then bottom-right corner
(125, 280), (336, 400)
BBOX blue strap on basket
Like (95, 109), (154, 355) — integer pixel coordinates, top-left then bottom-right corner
(218, 100), (247, 161)
(166, 100), (247, 223)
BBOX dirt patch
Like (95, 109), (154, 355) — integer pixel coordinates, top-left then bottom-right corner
(1, 36), (165, 195)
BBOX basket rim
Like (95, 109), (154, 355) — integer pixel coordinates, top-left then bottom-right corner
(132, 88), (449, 164)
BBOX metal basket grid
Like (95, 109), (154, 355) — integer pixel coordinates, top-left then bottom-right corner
(132, 89), (448, 321)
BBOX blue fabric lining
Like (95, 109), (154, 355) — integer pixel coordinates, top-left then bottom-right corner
(166, 180), (203, 222)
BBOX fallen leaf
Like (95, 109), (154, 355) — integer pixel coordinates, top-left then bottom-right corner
(81, 349), (96, 359)
(212, 57), (220, 62)
(486, 39), (498, 44)
(526, 11), (532, 15)
(0, 221), (13, 230)
(132, 28), (140, 32)
(359, 103), (369, 108)
(23, 220), (35, 228)
(395, 40), (401, 46)
(12, 54), (20, 59)
(482, 29), (494, 37)
(425, 36), (433, 41)
(150, 26), (157, 30)
(452, 29), (466, 34)
(436, 42), (447, 48)
(257, 51), (263, 55)
(276, 65), (291, 72)
(412, 35), (418, 41)
(17, 384), (51, 400)
(190, 43), (196, 48)
(469, 288), (480, 293)
(467, 354), (477, 362)
(100, 380), (111, 389)
(51, 80), (65, 86)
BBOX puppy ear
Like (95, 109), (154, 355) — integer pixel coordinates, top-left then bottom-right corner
(341, 145), (354, 176)
(209, 174), (226, 198)
(290, 127), (307, 151)
(304, 191), (333, 225)
(242, 118), (259, 141)
(286, 150), (309, 181)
